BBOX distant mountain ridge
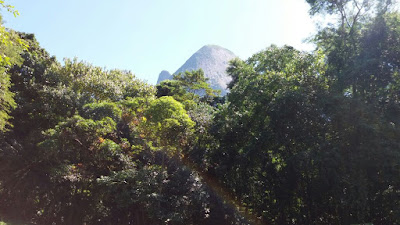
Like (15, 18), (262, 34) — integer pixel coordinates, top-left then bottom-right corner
(157, 45), (237, 95)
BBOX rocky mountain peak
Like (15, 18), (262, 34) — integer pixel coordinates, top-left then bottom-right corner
(157, 70), (172, 84)
(157, 45), (237, 95)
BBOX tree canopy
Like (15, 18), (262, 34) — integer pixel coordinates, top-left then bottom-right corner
(0, 0), (399, 224)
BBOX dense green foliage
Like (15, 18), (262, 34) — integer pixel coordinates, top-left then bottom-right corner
(0, 13), (26, 131)
(156, 69), (220, 105)
(0, 0), (399, 224)
(0, 1), (26, 131)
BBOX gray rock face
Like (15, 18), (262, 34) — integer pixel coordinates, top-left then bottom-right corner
(157, 45), (237, 95)
(157, 70), (172, 84)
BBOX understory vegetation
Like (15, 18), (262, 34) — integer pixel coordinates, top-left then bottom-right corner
(0, 0), (399, 224)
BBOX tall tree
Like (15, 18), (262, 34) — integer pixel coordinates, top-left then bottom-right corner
(0, 3), (26, 131)
(211, 43), (400, 224)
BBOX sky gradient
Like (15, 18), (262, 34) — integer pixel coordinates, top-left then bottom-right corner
(2, 0), (316, 84)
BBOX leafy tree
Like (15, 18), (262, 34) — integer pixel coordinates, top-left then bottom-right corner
(142, 96), (195, 156)
(210, 43), (400, 224)
(0, 10), (26, 131)
(211, 45), (330, 224)
(307, 0), (397, 95)
(157, 69), (220, 105)
(354, 12), (400, 104)
(300, 2), (400, 223)
(81, 101), (122, 122)
(173, 69), (220, 98)
(156, 79), (187, 101)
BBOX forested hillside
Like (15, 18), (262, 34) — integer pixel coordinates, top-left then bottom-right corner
(0, 0), (399, 224)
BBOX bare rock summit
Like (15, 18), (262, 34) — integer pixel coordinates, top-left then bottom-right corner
(157, 70), (172, 84)
(157, 45), (237, 95)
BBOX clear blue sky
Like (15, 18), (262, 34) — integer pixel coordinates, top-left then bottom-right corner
(2, 0), (316, 84)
